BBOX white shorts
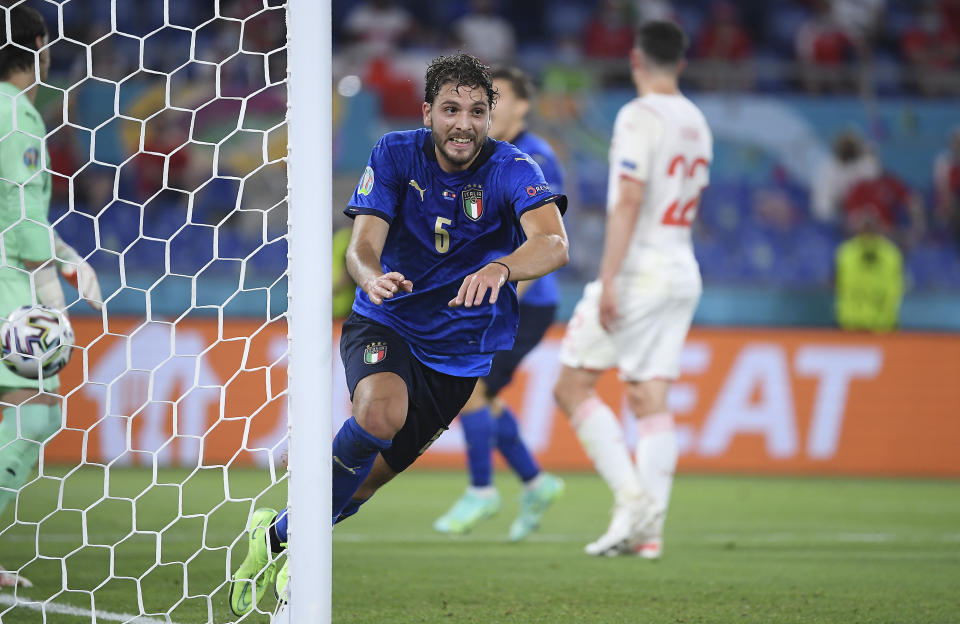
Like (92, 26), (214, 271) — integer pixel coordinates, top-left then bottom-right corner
(559, 280), (700, 381)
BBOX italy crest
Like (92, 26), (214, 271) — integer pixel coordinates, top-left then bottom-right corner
(462, 185), (483, 221)
(363, 341), (387, 364)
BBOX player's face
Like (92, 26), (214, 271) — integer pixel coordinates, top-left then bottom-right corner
(423, 82), (491, 172)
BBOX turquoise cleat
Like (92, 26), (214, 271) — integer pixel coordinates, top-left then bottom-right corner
(229, 507), (279, 616)
(433, 490), (501, 535)
(509, 473), (564, 541)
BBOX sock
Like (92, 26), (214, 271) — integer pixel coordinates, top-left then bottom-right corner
(331, 417), (392, 522)
(334, 497), (368, 525)
(270, 510), (287, 552)
(0, 404), (61, 518)
(635, 412), (677, 524)
(459, 407), (494, 488)
(570, 397), (642, 505)
(494, 406), (540, 483)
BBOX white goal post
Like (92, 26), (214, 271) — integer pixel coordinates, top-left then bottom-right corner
(285, 0), (332, 621)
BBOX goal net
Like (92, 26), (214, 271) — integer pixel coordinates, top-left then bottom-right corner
(0, 1), (326, 622)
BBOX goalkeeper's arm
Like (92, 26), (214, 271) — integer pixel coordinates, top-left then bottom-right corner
(54, 233), (103, 311)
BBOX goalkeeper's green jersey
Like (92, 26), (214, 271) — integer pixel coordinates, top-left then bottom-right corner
(0, 80), (52, 277)
(0, 81), (57, 391)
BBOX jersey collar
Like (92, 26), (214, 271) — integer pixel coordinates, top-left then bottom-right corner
(422, 130), (496, 175)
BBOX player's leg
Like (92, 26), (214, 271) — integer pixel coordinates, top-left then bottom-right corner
(273, 456), (399, 603)
(0, 392), (60, 517)
(337, 454), (398, 523)
(554, 284), (657, 555)
(489, 303), (554, 485)
(433, 380), (500, 535)
(232, 314), (409, 615)
(0, 391), (58, 588)
(496, 402), (565, 540)
(625, 379), (674, 559)
(617, 289), (699, 559)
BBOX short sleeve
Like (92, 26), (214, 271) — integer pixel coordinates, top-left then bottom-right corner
(0, 120), (52, 264)
(344, 135), (404, 224)
(610, 104), (664, 184)
(501, 153), (567, 218)
(530, 149), (564, 196)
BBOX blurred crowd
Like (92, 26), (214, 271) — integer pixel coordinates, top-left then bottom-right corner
(332, 0), (960, 97)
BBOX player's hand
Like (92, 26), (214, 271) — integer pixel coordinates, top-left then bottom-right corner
(448, 262), (508, 308)
(362, 272), (412, 305)
(598, 284), (619, 332)
(59, 259), (103, 311)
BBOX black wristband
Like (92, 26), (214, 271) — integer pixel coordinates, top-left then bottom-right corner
(489, 261), (511, 282)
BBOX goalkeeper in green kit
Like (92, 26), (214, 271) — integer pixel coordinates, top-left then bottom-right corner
(0, 5), (102, 588)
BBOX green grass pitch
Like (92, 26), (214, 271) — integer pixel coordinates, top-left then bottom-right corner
(0, 466), (957, 623)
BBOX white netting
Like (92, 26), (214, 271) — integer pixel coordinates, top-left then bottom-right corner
(1, 1), (290, 622)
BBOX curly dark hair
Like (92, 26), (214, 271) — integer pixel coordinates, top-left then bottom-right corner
(424, 52), (498, 109)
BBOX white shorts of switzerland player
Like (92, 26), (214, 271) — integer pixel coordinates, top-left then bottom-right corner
(559, 277), (700, 381)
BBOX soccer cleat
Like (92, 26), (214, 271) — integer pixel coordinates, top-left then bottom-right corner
(229, 507), (280, 616)
(509, 473), (565, 541)
(433, 489), (501, 535)
(0, 564), (32, 588)
(584, 493), (662, 557)
(633, 537), (663, 560)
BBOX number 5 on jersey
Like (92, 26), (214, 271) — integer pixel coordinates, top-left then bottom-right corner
(662, 155), (709, 227)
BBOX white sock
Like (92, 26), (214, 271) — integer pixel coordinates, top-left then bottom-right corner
(635, 412), (677, 524)
(571, 397), (642, 505)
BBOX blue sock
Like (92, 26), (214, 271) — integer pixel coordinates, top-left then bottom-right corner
(331, 417), (392, 523)
(495, 406), (539, 483)
(334, 497), (368, 524)
(272, 509), (288, 550)
(459, 407), (494, 487)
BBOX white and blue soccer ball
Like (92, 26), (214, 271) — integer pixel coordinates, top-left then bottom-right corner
(0, 305), (75, 379)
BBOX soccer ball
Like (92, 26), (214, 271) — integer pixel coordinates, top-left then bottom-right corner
(0, 305), (75, 379)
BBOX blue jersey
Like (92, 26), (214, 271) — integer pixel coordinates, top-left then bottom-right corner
(510, 131), (565, 307)
(346, 128), (567, 377)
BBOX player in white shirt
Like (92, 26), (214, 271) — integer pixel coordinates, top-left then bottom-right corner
(553, 20), (712, 558)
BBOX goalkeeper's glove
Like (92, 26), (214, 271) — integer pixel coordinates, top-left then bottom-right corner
(54, 235), (103, 311)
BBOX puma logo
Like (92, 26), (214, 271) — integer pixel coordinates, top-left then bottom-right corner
(409, 179), (426, 201)
(333, 455), (359, 475)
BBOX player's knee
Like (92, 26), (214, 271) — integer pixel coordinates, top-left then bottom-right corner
(354, 397), (406, 440)
(352, 374), (408, 439)
(626, 383), (667, 418)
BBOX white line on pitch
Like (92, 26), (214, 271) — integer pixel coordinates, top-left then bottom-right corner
(0, 594), (182, 624)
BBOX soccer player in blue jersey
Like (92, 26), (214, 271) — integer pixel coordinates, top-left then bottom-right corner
(229, 53), (569, 616)
(433, 66), (565, 541)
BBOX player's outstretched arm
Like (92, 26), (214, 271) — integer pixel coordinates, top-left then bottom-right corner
(449, 201), (568, 308)
(54, 233), (103, 310)
(346, 215), (413, 305)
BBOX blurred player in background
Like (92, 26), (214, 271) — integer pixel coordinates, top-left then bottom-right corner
(0, 5), (101, 589)
(229, 53), (568, 616)
(553, 20), (712, 558)
(433, 66), (565, 541)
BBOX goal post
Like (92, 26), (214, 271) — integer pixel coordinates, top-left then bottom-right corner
(286, 0), (332, 621)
